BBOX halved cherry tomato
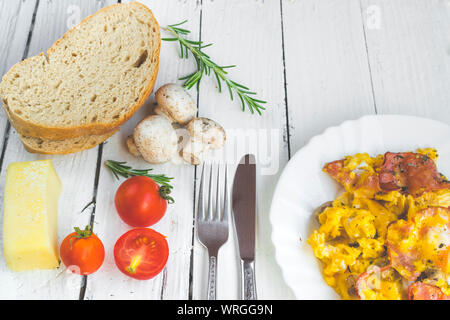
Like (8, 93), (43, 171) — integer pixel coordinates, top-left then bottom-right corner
(60, 225), (105, 275)
(114, 228), (169, 280)
(115, 176), (170, 227)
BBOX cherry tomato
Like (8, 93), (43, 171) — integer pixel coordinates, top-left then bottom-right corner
(60, 225), (105, 275)
(114, 228), (169, 280)
(115, 176), (169, 227)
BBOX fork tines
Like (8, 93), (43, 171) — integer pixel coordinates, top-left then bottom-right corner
(196, 162), (229, 253)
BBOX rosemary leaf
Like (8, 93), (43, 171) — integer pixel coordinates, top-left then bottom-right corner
(162, 20), (266, 115)
(105, 160), (174, 189)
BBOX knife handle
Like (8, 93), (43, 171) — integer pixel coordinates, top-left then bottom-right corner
(241, 260), (257, 300)
(207, 255), (217, 300)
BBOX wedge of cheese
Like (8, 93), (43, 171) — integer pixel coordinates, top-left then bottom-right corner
(3, 160), (61, 271)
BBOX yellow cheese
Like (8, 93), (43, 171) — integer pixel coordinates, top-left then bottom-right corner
(3, 160), (61, 271)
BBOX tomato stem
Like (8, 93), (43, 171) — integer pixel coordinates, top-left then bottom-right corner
(158, 186), (175, 204)
(74, 225), (93, 238)
(69, 225), (93, 250)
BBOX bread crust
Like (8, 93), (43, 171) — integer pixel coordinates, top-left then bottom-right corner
(2, 2), (160, 140)
(19, 129), (119, 155)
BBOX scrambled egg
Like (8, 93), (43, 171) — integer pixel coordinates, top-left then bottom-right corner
(307, 149), (450, 300)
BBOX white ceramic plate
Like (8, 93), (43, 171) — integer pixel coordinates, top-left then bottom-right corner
(269, 115), (450, 300)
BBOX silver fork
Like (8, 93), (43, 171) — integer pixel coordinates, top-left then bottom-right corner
(196, 163), (230, 300)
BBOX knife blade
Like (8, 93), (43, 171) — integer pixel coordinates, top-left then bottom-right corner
(232, 154), (257, 299)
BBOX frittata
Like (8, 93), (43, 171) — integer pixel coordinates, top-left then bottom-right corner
(308, 148), (450, 300)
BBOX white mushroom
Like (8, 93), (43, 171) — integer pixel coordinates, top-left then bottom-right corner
(126, 135), (141, 157)
(181, 137), (208, 165)
(133, 115), (178, 164)
(186, 117), (226, 149)
(155, 83), (197, 125)
(181, 117), (226, 165)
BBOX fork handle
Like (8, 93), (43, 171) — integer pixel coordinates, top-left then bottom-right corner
(207, 255), (218, 300)
(241, 260), (257, 300)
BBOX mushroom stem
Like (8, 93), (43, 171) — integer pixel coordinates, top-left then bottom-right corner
(126, 135), (141, 157)
(181, 137), (209, 165)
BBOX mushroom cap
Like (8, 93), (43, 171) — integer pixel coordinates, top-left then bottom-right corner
(133, 115), (178, 164)
(181, 137), (208, 165)
(155, 83), (197, 124)
(186, 117), (226, 149)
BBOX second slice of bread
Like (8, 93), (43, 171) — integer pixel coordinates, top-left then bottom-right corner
(19, 129), (118, 154)
(0, 2), (160, 140)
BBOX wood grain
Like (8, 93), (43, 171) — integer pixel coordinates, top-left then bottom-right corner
(360, 0), (450, 123)
(0, 0), (449, 300)
(0, 0), (37, 159)
(192, 0), (292, 299)
(281, 0), (376, 153)
(0, 0), (116, 300)
(84, 0), (201, 300)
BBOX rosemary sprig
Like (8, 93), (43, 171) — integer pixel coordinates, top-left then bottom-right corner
(162, 20), (266, 115)
(105, 160), (174, 189)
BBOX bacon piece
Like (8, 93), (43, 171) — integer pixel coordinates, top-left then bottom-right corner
(356, 265), (402, 300)
(408, 282), (450, 300)
(386, 207), (450, 281)
(323, 159), (381, 193)
(386, 222), (421, 281)
(323, 160), (355, 187)
(379, 152), (450, 196)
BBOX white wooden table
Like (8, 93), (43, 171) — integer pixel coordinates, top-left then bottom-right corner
(0, 0), (448, 300)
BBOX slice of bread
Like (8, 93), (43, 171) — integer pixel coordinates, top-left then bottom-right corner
(0, 2), (160, 140)
(19, 129), (118, 155)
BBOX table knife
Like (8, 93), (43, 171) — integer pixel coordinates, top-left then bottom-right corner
(232, 154), (257, 300)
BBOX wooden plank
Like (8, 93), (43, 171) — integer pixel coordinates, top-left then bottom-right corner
(0, 1), (37, 77)
(0, 0), (37, 154)
(0, 0), (116, 300)
(360, 0), (450, 123)
(84, 0), (201, 300)
(192, 0), (291, 299)
(282, 0), (376, 153)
